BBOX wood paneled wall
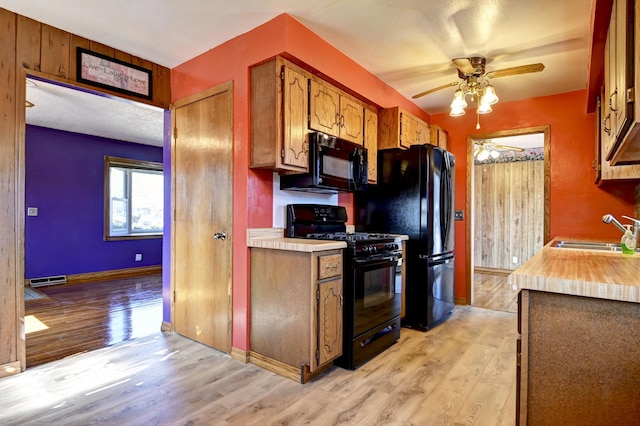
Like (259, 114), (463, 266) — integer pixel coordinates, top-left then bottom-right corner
(0, 7), (170, 375)
(474, 160), (544, 270)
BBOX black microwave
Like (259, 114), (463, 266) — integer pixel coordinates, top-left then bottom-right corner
(280, 132), (368, 194)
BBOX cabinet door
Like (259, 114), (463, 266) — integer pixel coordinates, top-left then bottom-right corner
(317, 278), (343, 367)
(282, 66), (310, 170)
(612, 0), (633, 144)
(309, 80), (341, 137)
(400, 112), (417, 148)
(416, 121), (430, 145)
(603, 18), (615, 157)
(340, 96), (364, 143)
(364, 109), (378, 183)
(431, 125), (449, 149)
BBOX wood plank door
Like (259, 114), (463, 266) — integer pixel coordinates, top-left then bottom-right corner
(171, 81), (233, 353)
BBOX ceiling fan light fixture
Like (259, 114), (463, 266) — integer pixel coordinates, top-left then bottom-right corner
(450, 89), (468, 109)
(450, 105), (466, 117)
(482, 85), (499, 105)
(477, 102), (493, 114)
(476, 148), (490, 161)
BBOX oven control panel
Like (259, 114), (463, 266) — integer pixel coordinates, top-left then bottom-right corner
(357, 242), (401, 256)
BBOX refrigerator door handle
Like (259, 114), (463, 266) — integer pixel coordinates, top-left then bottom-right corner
(441, 155), (452, 249)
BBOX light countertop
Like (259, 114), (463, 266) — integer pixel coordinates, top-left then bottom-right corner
(509, 237), (640, 303)
(247, 228), (346, 252)
(247, 228), (408, 252)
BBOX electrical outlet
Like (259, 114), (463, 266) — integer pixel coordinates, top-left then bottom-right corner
(27, 207), (38, 217)
(135, 253), (142, 261)
(454, 210), (464, 221)
(512, 256), (518, 264)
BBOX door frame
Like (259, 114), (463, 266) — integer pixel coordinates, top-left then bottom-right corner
(15, 69), (168, 370)
(465, 125), (551, 304)
(170, 81), (234, 352)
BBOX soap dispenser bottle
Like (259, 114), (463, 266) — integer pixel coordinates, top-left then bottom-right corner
(621, 225), (636, 254)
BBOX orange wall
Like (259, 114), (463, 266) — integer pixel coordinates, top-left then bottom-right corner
(432, 90), (636, 301)
(171, 13), (430, 351)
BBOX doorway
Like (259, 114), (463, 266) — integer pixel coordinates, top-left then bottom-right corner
(23, 76), (165, 366)
(466, 126), (550, 310)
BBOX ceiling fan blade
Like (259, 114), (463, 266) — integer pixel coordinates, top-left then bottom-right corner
(452, 58), (474, 75)
(491, 144), (525, 152)
(485, 63), (545, 79)
(412, 82), (458, 99)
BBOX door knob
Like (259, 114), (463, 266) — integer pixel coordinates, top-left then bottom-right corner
(213, 232), (226, 240)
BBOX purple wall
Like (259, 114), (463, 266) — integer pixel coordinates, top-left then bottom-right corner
(25, 125), (163, 279)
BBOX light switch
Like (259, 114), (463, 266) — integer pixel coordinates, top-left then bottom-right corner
(27, 207), (38, 216)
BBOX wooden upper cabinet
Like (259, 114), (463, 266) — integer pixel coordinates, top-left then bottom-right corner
(431, 124), (449, 150)
(416, 120), (430, 145)
(282, 66), (310, 170)
(309, 80), (364, 144)
(605, 0), (640, 165)
(250, 57), (310, 172)
(364, 108), (378, 184)
(378, 106), (429, 150)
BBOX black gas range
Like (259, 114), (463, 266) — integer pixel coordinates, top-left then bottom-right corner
(286, 204), (402, 369)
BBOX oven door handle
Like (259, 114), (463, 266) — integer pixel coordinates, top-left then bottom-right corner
(354, 255), (400, 264)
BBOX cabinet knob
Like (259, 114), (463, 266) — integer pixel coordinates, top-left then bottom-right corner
(213, 231), (227, 240)
(603, 114), (611, 135)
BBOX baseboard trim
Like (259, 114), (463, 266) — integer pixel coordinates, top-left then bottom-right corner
(455, 297), (468, 305)
(230, 347), (249, 363)
(25, 265), (162, 286)
(474, 267), (513, 276)
(0, 361), (21, 378)
(161, 321), (172, 332)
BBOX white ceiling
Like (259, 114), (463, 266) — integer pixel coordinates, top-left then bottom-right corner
(26, 78), (164, 146)
(6, 0), (594, 147)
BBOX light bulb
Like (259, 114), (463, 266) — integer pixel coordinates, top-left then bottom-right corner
(482, 85), (499, 105)
(450, 106), (466, 117)
(477, 102), (493, 114)
(450, 89), (468, 109)
(477, 149), (490, 161)
(490, 150), (500, 159)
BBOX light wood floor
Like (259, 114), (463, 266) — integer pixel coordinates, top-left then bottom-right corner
(1, 305), (517, 425)
(473, 272), (518, 313)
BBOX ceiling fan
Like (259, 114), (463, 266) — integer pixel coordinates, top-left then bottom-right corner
(474, 139), (525, 161)
(412, 56), (545, 100)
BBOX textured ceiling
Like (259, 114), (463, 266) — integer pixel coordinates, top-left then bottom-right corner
(6, 0), (593, 147)
(26, 78), (164, 146)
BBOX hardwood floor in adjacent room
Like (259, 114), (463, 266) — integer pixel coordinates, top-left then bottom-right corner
(24, 274), (163, 368)
(1, 305), (517, 426)
(473, 271), (518, 313)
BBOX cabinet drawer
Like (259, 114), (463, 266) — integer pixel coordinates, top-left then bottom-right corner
(318, 254), (342, 280)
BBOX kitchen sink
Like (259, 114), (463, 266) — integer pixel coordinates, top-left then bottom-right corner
(551, 240), (640, 252)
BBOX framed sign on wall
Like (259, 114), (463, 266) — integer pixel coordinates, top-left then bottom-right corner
(76, 48), (153, 99)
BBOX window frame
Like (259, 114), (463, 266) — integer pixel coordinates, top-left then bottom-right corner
(104, 155), (163, 241)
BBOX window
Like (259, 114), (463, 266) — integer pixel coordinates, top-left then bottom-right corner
(105, 156), (163, 240)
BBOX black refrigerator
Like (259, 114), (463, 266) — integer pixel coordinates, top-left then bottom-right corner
(355, 143), (455, 330)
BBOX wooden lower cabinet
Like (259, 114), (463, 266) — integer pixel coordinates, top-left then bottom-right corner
(517, 290), (640, 425)
(250, 248), (343, 383)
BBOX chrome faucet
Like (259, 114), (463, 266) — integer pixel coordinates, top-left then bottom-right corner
(602, 214), (640, 240)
